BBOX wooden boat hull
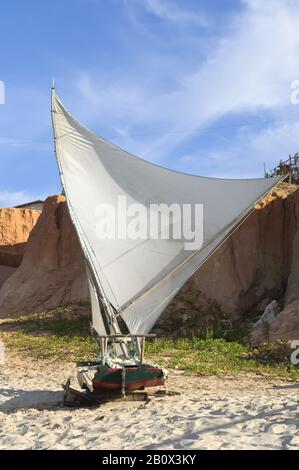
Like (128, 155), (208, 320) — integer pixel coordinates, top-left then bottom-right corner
(92, 365), (165, 391)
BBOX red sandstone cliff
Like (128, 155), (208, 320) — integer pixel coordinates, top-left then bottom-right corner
(0, 207), (40, 289)
(0, 207), (40, 246)
(0, 196), (88, 317)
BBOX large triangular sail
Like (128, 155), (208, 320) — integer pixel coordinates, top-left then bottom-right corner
(51, 89), (283, 335)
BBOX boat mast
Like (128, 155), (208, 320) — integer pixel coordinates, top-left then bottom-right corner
(50, 83), (128, 352)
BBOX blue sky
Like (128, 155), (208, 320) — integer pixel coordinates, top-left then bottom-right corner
(1, 0), (299, 206)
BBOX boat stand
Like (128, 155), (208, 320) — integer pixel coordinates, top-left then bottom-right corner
(62, 377), (148, 407)
(61, 378), (179, 408)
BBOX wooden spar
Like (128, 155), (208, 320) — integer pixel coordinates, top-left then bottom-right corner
(140, 337), (145, 365)
(121, 368), (126, 399)
(100, 337), (106, 365)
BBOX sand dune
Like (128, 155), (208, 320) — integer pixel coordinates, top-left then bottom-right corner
(0, 353), (299, 450)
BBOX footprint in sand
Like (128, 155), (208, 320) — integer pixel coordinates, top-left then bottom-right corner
(269, 423), (297, 435)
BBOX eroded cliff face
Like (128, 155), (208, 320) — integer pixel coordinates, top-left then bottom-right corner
(248, 186), (299, 343)
(0, 207), (40, 289)
(267, 300), (299, 341)
(0, 207), (40, 246)
(0, 196), (88, 317)
(0, 186), (299, 342)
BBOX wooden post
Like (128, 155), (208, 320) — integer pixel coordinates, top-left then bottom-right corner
(140, 337), (145, 365)
(100, 337), (106, 365)
(121, 367), (126, 399)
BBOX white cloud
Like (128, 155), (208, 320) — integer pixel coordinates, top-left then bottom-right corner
(143, 0), (208, 26)
(69, 0), (299, 174)
(177, 119), (299, 179)
(252, 121), (299, 168)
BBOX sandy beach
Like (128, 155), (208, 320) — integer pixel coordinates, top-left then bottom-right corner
(0, 351), (298, 450)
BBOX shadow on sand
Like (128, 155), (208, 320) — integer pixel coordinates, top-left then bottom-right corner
(0, 388), (63, 412)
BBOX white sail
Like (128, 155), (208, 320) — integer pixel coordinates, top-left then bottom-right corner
(86, 266), (107, 336)
(51, 90), (283, 334)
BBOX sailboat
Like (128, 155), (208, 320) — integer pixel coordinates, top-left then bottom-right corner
(51, 86), (283, 398)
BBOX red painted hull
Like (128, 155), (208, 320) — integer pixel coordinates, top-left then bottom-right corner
(93, 377), (165, 391)
(92, 366), (165, 391)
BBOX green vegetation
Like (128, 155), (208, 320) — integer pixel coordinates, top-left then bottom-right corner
(146, 337), (298, 379)
(0, 306), (97, 362)
(0, 306), (298, 379)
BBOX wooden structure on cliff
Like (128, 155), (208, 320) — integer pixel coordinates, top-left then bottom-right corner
(265, 153), (299, 185)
